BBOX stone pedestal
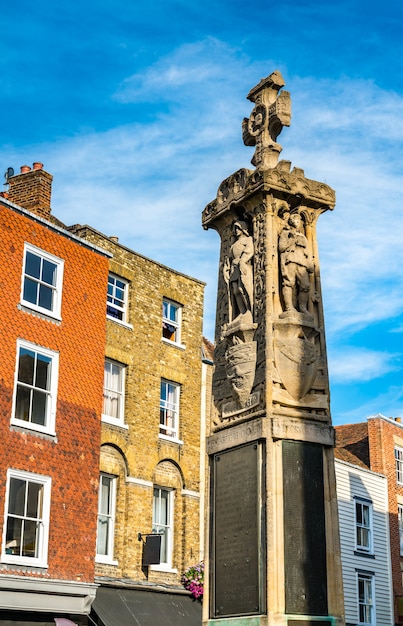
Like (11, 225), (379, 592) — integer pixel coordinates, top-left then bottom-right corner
(202, 72), (345, 626)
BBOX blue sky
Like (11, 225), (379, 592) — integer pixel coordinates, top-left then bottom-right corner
(1, 0), (403, 425)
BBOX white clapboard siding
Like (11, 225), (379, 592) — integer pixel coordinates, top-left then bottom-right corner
(335, 459), (394, 626)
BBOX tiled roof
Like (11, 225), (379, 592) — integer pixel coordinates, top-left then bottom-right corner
(202, 336), (214, 362)
(334, 422), (370, 469)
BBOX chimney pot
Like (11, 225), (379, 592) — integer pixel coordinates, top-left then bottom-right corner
(20, 165), (31, 173)
(32, 162), (43, 171)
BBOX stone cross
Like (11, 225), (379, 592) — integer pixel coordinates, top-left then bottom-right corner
(242, 70), (291, 169)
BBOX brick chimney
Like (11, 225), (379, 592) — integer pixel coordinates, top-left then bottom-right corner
(7, 162), (53, 219)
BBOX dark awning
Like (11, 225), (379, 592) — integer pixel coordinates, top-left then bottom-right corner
(92, 586), (202, 626)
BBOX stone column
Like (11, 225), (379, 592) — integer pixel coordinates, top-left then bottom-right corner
(202, 71), (345, 626)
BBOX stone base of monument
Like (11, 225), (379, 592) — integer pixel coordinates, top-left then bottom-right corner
(203, 417), (342, 626)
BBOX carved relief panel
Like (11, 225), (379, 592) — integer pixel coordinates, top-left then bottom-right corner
(271, 202), (330, 420)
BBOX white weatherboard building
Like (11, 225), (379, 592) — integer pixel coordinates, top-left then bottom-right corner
(335, 458), (394, 626)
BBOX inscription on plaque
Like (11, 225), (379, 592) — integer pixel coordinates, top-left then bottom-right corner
(212, 441), (265, 618)
(283, 441), (328, 616)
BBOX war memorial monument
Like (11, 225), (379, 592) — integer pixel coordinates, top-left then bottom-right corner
(202, 71), (345, 626)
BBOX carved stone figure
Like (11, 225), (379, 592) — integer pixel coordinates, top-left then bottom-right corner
(279, 212), (313, 315)
(224, 221), (254, 326)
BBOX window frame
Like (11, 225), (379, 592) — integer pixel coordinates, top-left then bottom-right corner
(152, 486), (174, 570)
(96, 473), (117, 564)
(355, 498), (373, 554)
(357, 571), (375, 626)
(1, 469), (51, 568)
(396, 447), (403, 485)
(107, 273), (129, 324)
(398, 504), (403, 557)
(21, 243), (64, 320)
(102, 359), (126, 427)
(159, 380), (180, 441)
(162, 299), (182, 346)
(11, 339), (59, 436)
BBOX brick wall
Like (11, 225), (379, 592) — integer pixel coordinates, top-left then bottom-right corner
(7, 164), (52, 220)
(0, 203), (109, 583)
(73, 227), (205, 587)
(367, 416), (403, 620)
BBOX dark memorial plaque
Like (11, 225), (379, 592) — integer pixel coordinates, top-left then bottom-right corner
(283, 441), (328, 616)
(211, 441), (265, 618)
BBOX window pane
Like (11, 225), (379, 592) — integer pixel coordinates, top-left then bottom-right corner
(35, 354), (51, 390)
(25, 252), (41, 279)
(100, 477), (111, 515)
(42, 259), (57, 286)
(153, 488), (170, 564)
(357, 527), (369, 548)
(6, 517), (22, 555)
(18, 348), (35, 385)
(168, 305), (178, 322)
(107, 275), (126, 321)
(356, 503), (362, 524)
(103, 361), (123, 419)
(97, 516), (109, 555)
(22, 519), (38, 557)
(15, 386), (31, 422)
(31, 390), (47, 425)
(362, 505), (370, 526)
(97, 474), (115, 558)
(38, 284), (53, 311)
(26, 482), (42, 518)
(23, 278), (38, 305)
(8, 478), (26, 516)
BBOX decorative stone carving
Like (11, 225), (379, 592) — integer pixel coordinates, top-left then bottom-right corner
(242, 70), (291, 169)
(273, 320), (319, 401)
(278, 211), (313, 317)
(223, 220), (254, 329)
(205, 71), (335, 426)
(216, 219), (259, 414)
(224, 337), (257, 409)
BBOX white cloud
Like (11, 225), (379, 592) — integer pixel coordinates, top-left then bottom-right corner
(328, 347), (400, 384)
(3, 47), (403, 344)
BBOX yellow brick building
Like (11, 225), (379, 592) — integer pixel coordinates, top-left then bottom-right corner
(71, 226), (205, 622)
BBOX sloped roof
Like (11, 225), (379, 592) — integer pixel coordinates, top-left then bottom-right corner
(202, 336), (214, 363)
(334, 422), (370, 469)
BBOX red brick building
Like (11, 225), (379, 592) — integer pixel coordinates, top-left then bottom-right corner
(0, 164), (110, 624)
(336, 414), (403, 624)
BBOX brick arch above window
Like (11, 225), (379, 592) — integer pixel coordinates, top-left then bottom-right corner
(100, 443), (128, 478)
(153, 460), (183, 491)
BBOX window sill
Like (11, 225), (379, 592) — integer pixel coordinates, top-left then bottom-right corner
(96, 556), (119, 566)
(354, 550), (375, 559)
(101, 416), (129, 429)
(150, 564), (177, 573)
(106, 315), (133, 330)
(10, 420), (56, 439)
(161, 338), (185, 350)
(1, 556), (48, 569)
(18, 303), (61, 324)
(158, 434), (183, 445)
